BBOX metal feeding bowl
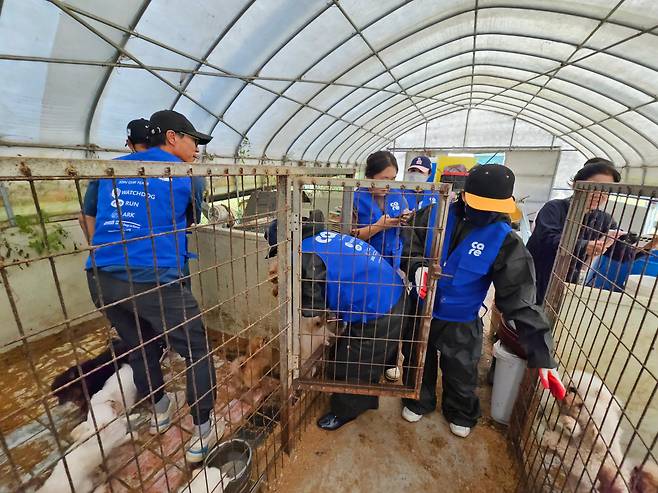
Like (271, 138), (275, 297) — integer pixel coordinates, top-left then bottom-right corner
(205, 439), (253, 493)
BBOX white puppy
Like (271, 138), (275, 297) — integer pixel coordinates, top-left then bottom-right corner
(38, 417), (129, 493)
(542, 369), (630, 492)
(178, 467), (229, 493)
(70, 364), (137, 441)
(40, 365), (137, 493)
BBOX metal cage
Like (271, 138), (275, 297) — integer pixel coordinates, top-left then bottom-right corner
(510, 181), (658, 493)
(286, 177), (451, 399)
(0, 157), (353, 492)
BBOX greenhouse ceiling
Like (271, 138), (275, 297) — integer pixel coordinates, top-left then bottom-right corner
(1, 0), (657, 167)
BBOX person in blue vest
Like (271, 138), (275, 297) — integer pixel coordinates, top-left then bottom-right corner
(264, 211), (409, 431)
(83, 109), (219, 463)
(79, 118), (153, 242)
(586, 232), (658, 290)
(351, 151), (411, 270)
(402, 155), (439, 211)
(399, 165), (565, 438)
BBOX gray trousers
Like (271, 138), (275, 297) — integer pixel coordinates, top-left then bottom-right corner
(87, 270), (216, 425)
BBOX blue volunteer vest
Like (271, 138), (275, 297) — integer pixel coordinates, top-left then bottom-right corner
(86, 149), (192, 272)
(431, 204), (512, 322)
(301, 231), (404, 323)
(353, 188), (406, 270)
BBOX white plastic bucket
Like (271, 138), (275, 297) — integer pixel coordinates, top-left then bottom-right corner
(491, 340), (527, 425)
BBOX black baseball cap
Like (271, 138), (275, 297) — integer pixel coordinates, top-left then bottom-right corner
(126, 118), (151, 145)
(265, 210), (326, 258)
(463, 165), (516, 214)
(149, 110), (213, 145)
(408, 155), (432, 173)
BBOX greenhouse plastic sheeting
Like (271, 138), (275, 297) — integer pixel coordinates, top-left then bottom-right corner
(0, 0), (657, 169)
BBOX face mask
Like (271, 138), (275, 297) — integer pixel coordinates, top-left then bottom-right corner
(464, 204), (498, 227)
(406, 172), (428, 183)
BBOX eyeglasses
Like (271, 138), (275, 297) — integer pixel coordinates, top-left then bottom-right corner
(177, 132), (199, 146)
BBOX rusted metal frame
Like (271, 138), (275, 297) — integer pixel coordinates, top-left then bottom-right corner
(521, 187), (589, 489)
(0, 268), (79, 491)
(0, 156), (355, 179)
(552, 189), (631, 492)
(530, 184), (658, 491)
(290, 177), (449, 396)
(276, 175), (293, 454)
(29, 178), (145, 490)
(290, 180), (303, 382)
(410, 184), (452, 398)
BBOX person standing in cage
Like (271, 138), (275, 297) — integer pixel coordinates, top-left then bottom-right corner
(402, 155), (439, 211)
(351, 151), (411, 270)
(400, 165), (566, 438)
(83, 109), (220, 463)
(527, 158), (624, 304)
(264, 211), (409, 431)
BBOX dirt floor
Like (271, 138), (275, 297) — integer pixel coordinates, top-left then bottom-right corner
(270, 300), (521, 493)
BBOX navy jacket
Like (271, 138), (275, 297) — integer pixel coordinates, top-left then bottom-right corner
(526, 198), (619, 304)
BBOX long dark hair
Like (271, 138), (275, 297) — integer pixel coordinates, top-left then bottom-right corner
(365, 151), (398, 178)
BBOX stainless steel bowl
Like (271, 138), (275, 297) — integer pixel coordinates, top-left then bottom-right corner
(205, 439), (253, 493)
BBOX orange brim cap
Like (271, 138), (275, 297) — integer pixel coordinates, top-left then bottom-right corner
(464, 192), (516, 214)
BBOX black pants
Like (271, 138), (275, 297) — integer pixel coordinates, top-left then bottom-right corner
(329, 296), (408, 419)
(402, 317), (484, 428)
(87, 270), (216, 425)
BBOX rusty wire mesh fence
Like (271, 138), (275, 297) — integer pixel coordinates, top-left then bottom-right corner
(0, 157), (352, 492)
(286, 177), (450, 399)
(511, 182), (658, 492)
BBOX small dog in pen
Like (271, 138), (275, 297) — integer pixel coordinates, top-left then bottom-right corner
(51, 336), (165, 415)
(541, 369), (657, 492)
(39, 364), (138, 493)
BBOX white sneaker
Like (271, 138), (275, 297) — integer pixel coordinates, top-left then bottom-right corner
(402, 407), (423, 423)
(385, 367), (401, 381)
(149, 392), (177, 435)
(449, 423), (471, 438)
(185, 413), (226, 463)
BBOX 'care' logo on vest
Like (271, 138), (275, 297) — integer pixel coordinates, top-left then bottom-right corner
(468, 241), (485, 256)
(390, 201), (400, 211)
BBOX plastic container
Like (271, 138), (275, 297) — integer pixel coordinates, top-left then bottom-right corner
(491, 340), (527, 425)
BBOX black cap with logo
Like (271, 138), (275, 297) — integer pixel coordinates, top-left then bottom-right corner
(463, 165), (516, 214)
(126, 118), (151, 145)
(149, 110), (213, 145)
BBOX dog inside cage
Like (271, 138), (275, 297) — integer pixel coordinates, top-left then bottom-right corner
(511, 182), (658, 493)
(0, 161), (355, 492)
